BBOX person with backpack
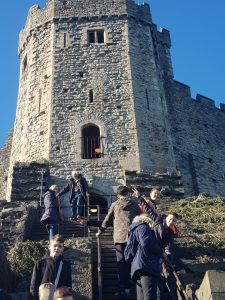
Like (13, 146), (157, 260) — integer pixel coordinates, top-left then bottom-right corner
(124, 213), (167, 300)
(30, 234), (72, 300)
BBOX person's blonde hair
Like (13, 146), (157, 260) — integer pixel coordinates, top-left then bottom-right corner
(49, 185), (57, 191)
(54, 286), (75, 299)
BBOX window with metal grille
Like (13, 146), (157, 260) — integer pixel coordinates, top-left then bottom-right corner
(81, 125), (102, 159)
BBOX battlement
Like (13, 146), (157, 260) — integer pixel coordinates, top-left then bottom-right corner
(18, 1), (54, 53)
(54, 0), (151, 23)
(173, 80), (225, 114)
(157, 27), (171, 48)
(19, 0), (153, 53)
(173, 80), (191, 99)
(196, 94), (215, 108)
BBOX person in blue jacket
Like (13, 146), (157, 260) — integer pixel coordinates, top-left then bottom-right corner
(40, 185), (62, 240)
(124, 213), (167, 300)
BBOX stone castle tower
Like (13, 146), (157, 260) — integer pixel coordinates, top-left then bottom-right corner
(5, 0), (225, 200)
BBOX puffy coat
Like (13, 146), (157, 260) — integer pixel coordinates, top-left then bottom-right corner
(40, 190), (61, 225)
(100, 196), (140, 243)
(29, 255), (72, 300)
(124, 215), (163, 280)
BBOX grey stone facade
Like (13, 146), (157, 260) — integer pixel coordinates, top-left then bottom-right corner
(4, 0), (225, 199)
(0, 130), (13, 200)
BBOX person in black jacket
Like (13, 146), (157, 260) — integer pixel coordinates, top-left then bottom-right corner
(30, 234), (72, 300)
(58, 171), (88, 219)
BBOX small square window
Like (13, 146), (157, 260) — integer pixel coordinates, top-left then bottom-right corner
(88, 29), (105, 44)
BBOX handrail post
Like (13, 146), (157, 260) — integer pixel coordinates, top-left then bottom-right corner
(97, 236), (102, 300)
(39, 168), (44, 207)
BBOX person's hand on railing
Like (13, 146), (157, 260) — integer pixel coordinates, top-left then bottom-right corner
(132, 187), (139, 198)
(96, 231), (101, 238)
(75, 217), (87, 226)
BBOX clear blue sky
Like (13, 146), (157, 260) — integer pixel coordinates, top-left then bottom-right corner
(0, 0), (225, 148)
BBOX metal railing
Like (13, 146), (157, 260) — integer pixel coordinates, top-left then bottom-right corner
(97, 236), (103, 300)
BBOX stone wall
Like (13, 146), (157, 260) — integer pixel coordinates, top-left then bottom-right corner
(64, 238), (92, 299)
(166, 80), (225, 196)
(0, 130), (13, 200)
(0, 200), (39, 250)
(10, 161), (50, 202)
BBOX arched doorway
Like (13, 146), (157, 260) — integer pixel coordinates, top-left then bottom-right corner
(82, 124), (101, 159)
(88, 193), (108, 215)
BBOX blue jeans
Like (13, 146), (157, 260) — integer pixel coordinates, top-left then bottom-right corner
(72, 193), (84, 217)
(49, 224), (59, 240)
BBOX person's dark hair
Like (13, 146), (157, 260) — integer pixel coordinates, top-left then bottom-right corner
(169, 212), (179, 220)
(54, 286), (75, 299)
(116, 185), (129, 197)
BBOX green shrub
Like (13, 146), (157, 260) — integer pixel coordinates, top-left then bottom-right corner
(8, 240), (48, 282)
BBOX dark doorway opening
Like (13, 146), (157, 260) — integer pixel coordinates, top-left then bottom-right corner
(89, 193), (108, 215)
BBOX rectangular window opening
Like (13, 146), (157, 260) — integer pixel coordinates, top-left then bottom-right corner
(23, 55), (27, 72)
(89, 89), (94, 103)
(146, 89), (150, 110)
(63, 33), (67, 47)
(38, 89), (42, 113)
(88, 29), (105, 44)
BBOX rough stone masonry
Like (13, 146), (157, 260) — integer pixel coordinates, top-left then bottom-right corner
(2, 0), (225, 201)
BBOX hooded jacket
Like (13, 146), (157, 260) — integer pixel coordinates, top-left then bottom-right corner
(100, 196), (140, 243)
(40, 190), (61, 225)
(142, 198), (177, 256)
(29, 255), (72, 300)
(124, 214), (164, 280)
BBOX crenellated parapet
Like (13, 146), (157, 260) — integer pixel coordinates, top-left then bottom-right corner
(173, 80), (225, 114)
(19, 0), (152, 54)
(18, 1), (54, 55)
(53, 0), (151, 23)
(157, 27), (171, 48)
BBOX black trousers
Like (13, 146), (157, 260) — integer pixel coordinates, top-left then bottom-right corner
(115, 243), (131, 291)
(136, 272), (158, 300)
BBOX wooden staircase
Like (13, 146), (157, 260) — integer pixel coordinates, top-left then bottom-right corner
(28, 216), (87, 241)
(89, 224), (136, 300)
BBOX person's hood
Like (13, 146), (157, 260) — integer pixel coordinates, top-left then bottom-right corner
(129, 214), (153, 232)
(117, 196), (135, 210)
(43, 189), (55, 197)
